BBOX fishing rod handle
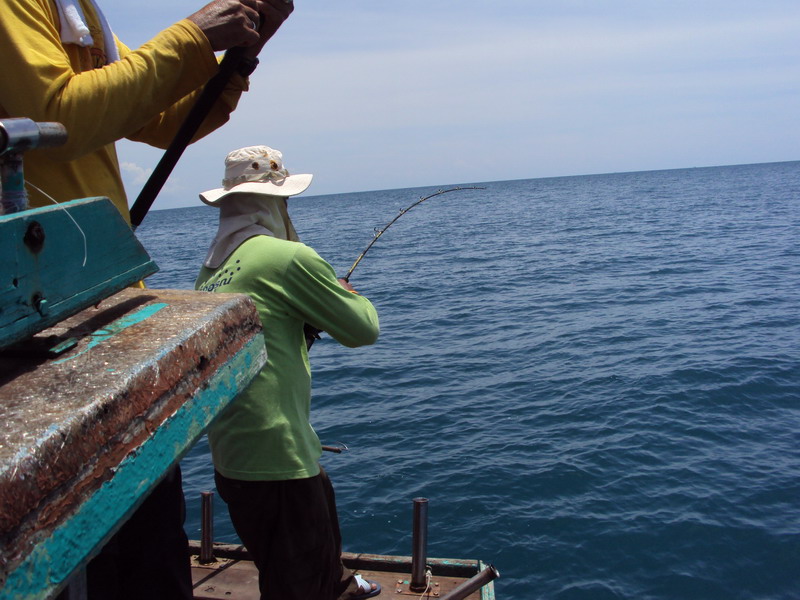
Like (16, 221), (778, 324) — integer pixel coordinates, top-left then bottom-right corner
(129, 47), (246, 228)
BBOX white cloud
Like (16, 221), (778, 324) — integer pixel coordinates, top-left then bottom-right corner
(120, 161), (152, 185)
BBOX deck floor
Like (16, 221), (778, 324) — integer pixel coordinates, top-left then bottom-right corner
(191, 556), (487, 599)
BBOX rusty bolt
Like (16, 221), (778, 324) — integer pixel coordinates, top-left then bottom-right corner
(32, 293), (48, 315)
(24, 221), (45, 253)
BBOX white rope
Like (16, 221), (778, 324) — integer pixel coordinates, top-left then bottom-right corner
(26, 182), (88, 267)
(419, 567), (432, 598)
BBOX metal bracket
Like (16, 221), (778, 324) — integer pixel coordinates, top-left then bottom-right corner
(393, 577), (443, 597)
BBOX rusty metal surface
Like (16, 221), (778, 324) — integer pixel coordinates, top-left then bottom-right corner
(0, 288), (263, 586)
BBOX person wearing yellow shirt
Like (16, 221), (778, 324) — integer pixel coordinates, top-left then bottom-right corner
(0, 2), (294, 599)
(0, 0), (293, 223)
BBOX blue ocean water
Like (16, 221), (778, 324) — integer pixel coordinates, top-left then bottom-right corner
(135, 161), (800, 600)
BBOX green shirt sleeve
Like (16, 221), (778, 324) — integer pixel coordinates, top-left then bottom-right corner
(283, 244), (380, 348)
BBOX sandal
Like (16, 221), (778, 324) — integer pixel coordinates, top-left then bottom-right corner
(348, 574), (381, 599)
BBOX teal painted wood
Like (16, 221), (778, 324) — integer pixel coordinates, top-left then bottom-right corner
(0, 197), (158, 350)
(0, 333), (266, 600)
(478, 561), (497, 600)
(51, 302), (168, 365)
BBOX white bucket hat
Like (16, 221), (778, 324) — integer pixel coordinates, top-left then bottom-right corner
(199, 145), (313, 205)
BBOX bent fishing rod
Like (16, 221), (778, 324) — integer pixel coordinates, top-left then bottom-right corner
(341, 186), (484, 282)
(305, 186), (484, 348)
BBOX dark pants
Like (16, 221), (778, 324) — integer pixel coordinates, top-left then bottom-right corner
(215, 466), (357, 600)
(85, 465), (193, 600)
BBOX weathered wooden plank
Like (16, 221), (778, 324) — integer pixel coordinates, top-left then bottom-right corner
(0, 289), (266, 600)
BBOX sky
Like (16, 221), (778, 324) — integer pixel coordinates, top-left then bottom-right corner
(102, 1), (800, 210)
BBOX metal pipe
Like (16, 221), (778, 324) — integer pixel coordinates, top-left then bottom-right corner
(409, 497), (429, 592)
(1, 152), (27, 214)
(440, 564), (500, 600)
(0, 118), (68, 155)
(0, 118), (67, 214)
(199, 491), (215, 564)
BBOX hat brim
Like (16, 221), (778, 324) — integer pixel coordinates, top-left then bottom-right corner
(200, 174), (313, 205)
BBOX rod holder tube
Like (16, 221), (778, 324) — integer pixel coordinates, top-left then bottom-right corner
(410, 497), (429, 592)
(0, 118), (68, 156)
(0, 153), (27, 214)
(440, 564), (500, 600)
(199, 491), (215, 564)
(0, 118), (68, 215)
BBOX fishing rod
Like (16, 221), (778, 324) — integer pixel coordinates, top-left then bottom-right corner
(342, 186), (484, 282)
(305, 186), (484, 348)
(129, 47), (248, 229)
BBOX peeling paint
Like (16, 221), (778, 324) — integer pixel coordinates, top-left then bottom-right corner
(53, 303), (168, 365)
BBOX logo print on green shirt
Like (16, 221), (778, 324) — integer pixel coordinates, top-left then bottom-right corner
(199, 261), (242, 292)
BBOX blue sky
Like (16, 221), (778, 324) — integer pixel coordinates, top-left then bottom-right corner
(103, 1), (800, 209)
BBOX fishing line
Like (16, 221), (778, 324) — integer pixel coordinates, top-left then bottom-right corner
(26, 181), (88, 267)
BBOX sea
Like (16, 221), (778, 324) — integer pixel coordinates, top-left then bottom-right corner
(135, 161), (800, 600)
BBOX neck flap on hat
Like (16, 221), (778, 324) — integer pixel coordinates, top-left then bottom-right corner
(204, 194), (299, 269)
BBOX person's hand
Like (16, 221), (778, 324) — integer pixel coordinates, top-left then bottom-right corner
(242, 0), (294, 59)
(338, 278), (358, 293)
(187, 0), (292, 53)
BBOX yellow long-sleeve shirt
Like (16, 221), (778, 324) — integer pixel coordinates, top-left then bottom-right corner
(0, 0), (248, 221)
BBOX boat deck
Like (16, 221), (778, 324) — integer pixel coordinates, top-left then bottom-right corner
(190, 542), (496, 599)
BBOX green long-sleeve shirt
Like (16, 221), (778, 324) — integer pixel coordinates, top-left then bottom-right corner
(196, 235), (379, 480)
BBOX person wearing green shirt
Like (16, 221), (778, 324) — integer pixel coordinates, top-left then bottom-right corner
(195, 145), (382, 600)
